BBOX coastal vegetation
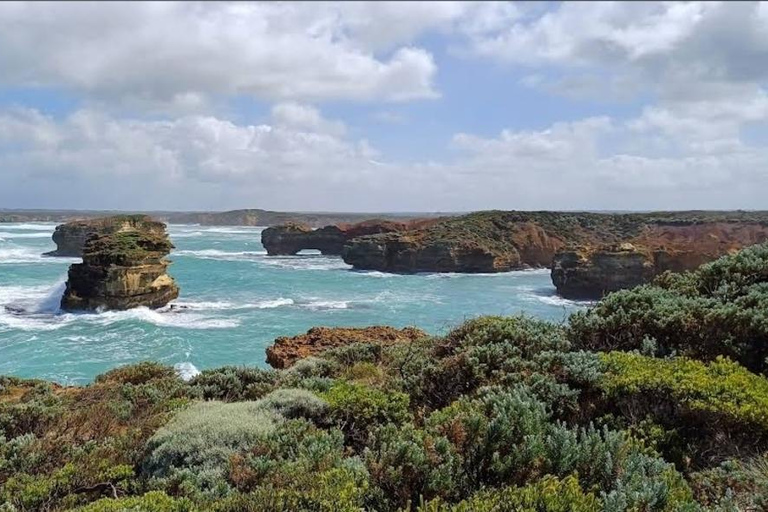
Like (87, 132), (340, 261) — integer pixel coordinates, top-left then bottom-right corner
(2, 244), (768, 510)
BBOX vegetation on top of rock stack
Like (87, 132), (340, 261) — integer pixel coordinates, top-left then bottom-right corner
(3, 243), (768, 510)
(83, 230), (175, 266)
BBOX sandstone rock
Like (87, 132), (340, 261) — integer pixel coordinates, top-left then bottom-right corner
(342, 213), (569, 273)
(44, 215), (167, 257)
(266, 325), (426, 368)
(261, 219), (429, 256)
(551, 223), (768, 299)
(342, 211), (768, 281)
(551, 244), (656, 299)
(60, 220), (179, 311)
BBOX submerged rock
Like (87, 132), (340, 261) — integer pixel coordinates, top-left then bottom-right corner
(261, 219), (431, 256)
(266, 325), (426, 368)
(60, 220), (179, 311)
(44, 215), (167, 257)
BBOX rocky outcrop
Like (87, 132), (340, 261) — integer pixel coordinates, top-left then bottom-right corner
(551, 243), (656, 299)
(266, 326), (426, 368)
(261, 219), (433, 256)
(342, 211), (768, 279)
(60, 220), (179, 311)
(44, 215), (167, 257)
(552, 223), (768, 299)
(342, 212), (573, 273)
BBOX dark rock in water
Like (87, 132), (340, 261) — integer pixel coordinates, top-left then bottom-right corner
(266, 325), (426, 368)
(261, 219), (430, 256)
(44, 215), (168, 257)
(60, 220), (179, 311)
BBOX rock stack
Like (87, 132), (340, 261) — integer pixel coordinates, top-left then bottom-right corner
(60, 218), (179, 311)
(45, 215), (167, 257)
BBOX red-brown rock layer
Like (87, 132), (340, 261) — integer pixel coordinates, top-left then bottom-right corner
(266, 326), (426, 368)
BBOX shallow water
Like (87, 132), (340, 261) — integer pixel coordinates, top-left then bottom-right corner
(0, 223), (588, 384)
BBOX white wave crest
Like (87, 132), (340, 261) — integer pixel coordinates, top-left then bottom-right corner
(0, 223), (57, 231)
(536, 295), (593, 307)
(0, 231), (52, 239)
(259, 256), (350, 271)
(174, 362), (201, 381)
(299, 300), (350, 311)
(170, 297), (294, 311)
(173, 249), (267, 261)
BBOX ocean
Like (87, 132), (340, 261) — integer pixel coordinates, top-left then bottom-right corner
(0, 223), (588, 384)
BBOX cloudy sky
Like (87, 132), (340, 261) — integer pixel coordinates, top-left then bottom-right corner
(1, 1), (767, 212)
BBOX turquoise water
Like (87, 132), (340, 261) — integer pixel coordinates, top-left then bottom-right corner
(0, 223), (587, 384)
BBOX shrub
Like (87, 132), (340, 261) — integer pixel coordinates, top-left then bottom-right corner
(690, 455), (768, 510)
(74, 491), (196, 511)
(227, 419), (369, 509)
(569, 243), (768, 374)
(188, 367), (278, 401)
(364, 423), (462, 510)
(142, 401), (281, 496)
(255, 388), (329, 421)
(322, 382), (410, 447)
(0, 382), (63, 438)
(426, 386), (550, 489)
(95, 362), (177, 385)
(599, 353), (768, 432)
(415, 475), (601, 512)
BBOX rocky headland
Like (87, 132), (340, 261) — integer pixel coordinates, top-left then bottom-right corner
(60, 218), (179, 311)
(261, 219), (436, 256)
(551, 221), (768, 299)
(266, 325), (426, 368)
(44, 215), (168, 257)
(340, 210), (768, 294)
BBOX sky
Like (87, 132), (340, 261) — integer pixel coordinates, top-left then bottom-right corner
(0, 1), (767, 212)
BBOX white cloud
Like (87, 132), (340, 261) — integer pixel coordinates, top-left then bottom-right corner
(0, 2), (450, 109)
(2, 105), (766, 212)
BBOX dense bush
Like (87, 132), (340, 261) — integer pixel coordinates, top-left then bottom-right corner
(569, 242), (768, 374)
(2, 243), (768, 510)
(415, 475), (601, 512)
(322, 381), (410, 447)
(142, 401), (281, 497)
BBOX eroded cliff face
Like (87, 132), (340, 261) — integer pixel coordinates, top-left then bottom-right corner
(551, 223), (768, 299)
(551, 244), (656, 299)
(44, 215), (167, 257)
(261, 219), (433, 256)
(60, 222), (179, 311)
(266, 326), (426, 368)
(342, 215), (568, 273)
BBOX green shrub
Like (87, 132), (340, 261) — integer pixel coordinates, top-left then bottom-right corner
(142, 401), (281, 496)
(322, 382), (410, 447)
(415, 475), (601, 512)
(426, 386), (550, 489)
(95, 362), (177, 385)
(0, 382), (63, 438)
(364, 423), (462, 510)
(690, 455), (768, 510)
(75, 491), (197, 511)
(188, 367), (278, 401)
(569, 243), (768, 374)
(227, 419), (368, 510)
(255, 388), (329, 421)
(599, 353), (768, 431)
